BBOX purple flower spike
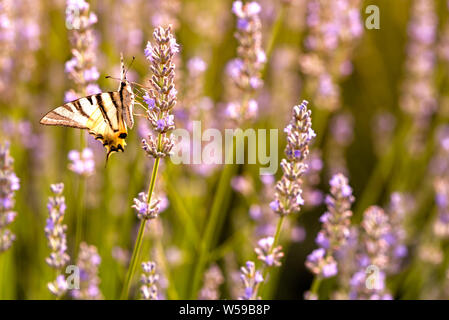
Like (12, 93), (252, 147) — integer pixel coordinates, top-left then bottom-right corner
(272, 101), (315, 216)
(141, 26), (178, 159)
(239, 261), (264, 300)
(72, 242), (103, 300)
(227, 1), (265, 122)
(0, 143), (19, 253)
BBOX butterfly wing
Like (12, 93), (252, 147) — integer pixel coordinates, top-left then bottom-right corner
(39, 99), (90, 129)
(40, 54), (135, 160)
(40, 93), (128, 157)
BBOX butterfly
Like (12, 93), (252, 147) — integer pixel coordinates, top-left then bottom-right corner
(40, 54), (135, 162)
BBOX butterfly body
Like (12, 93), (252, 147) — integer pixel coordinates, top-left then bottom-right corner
(40, 55), (134, 160)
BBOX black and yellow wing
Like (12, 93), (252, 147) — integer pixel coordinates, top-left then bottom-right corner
(40, 92), (128, 158)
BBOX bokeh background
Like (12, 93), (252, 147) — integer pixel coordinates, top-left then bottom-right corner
(1, 0), (449, 300)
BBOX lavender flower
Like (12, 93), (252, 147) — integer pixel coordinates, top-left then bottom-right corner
(0, 0), (14, 99)
(226, 1), (266, 123)
(306, 248), (338, 278)
(132, 192), (161, 220)
(318, 174), (354, 251)
(385, 193), (409, 273)
(187, 56), (207, 76)
(68, 148), (95, 176)
(231, 175), (253, 196)
(400, 0), (437, 118)
(45, 183), (70, 297)
(199, 264), (224, 300)
(122, 28), (179, 299)
(0, 142), (19, 253)
(255, 237), (284, 267)
(150, 0), (181, 31)
(64, 0), (100, 99)
(433, 179), (449, 238)
(242, 101), (315, 299)
(360, 206), (391, 269)
(270, 100), (316, 216)
(45, 183), (70, 270)
(429, 125), (449, 177)
(300, 0), (363, 111)
(243, 101), (314, 299)
(48, 275), (69, 298)
(429, 125), (449, 240)
(0, 1), (42, 102)
(72, 242), (103, 300)
(399, 0), (437, 154)
(349, 206), (392, 300)
(141, 26), (178, 159)
(110, 0), (144, 54)
(306, 173), (354, 278)
(239, 261), (264, 300)
(327, 113), (354, 176)
(140, 261), (159, 300)
(178, 56), (211, 139)
(330, 226), (359, 299)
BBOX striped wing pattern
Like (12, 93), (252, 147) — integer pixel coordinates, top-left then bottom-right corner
(39, 99), (91, 129)
(85, 92), (126, 136)
(40, 92), (128, 156)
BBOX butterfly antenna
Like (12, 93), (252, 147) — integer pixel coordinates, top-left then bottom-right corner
(133, 87), (147, 98)
(125, 56), (135, 78)
(130, 81), (150, 89)
(105, 75), (121, 81)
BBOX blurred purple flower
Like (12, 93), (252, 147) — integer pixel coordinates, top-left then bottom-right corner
(72, 242), (103, 300)
(45, 183), (70, 271)
(0, 142), (19, 252)
(239, 261), (263, 300)
(68, 148), (95, 177)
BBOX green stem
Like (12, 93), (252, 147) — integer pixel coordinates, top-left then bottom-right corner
(74, 129), (87, 256)
(0, 255), (5, 299)
(272, 216), (284, 247)
(74, 176), (86, 256)
(120, 135), (162, 300)
(310, 276), (322, 296)
(120, 218), (147, 300)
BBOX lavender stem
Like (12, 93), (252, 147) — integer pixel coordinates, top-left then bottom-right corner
(74, 178), (86, 256)
(121, 138), (162, 299)
(254, 215), (285, 298)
